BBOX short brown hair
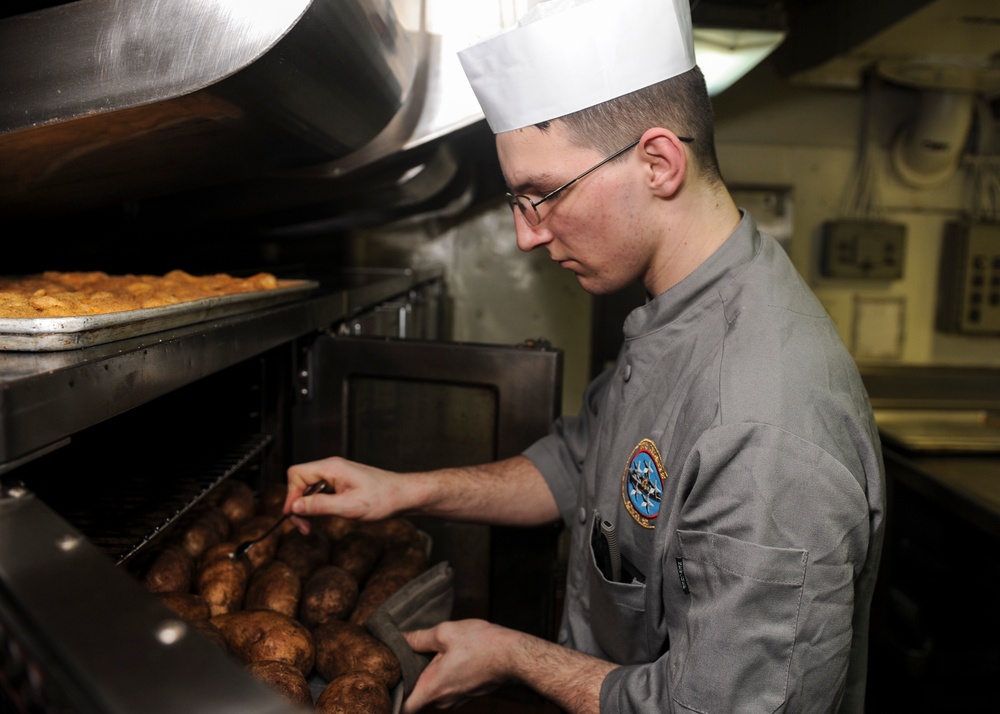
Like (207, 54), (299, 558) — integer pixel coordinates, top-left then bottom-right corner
(544, 66), (723, 185)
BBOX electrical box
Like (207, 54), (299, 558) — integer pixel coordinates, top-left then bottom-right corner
(936, 222), (1000, 335)
(820, 220), (907, 279)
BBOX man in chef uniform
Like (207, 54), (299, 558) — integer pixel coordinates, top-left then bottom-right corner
(286, 0), (886, 712)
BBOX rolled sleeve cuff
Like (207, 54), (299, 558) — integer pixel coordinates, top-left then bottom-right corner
(523, 432), (582, 526)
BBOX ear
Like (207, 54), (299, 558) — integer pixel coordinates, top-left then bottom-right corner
(637, 128), (687, 198)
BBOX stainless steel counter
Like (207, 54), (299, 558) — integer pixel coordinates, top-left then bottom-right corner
(882, 446), (1000, 539)
(863, 366), (1000, 711)
(860, 364), (1000, 535)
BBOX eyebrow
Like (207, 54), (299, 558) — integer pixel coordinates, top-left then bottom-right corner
(507, 171), (561, 196)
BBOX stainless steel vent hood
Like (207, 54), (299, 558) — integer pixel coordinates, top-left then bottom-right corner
(0, 1), (801, 225)
(0, 0), (430, 216)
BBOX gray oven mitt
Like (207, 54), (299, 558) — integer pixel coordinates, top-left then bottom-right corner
(364, 561), (455, 700)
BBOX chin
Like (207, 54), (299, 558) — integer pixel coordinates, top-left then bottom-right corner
(572, 274), (597, 293)
(575, 276), (622, 296)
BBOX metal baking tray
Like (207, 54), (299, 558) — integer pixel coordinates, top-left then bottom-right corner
(0, 280), (319, 352)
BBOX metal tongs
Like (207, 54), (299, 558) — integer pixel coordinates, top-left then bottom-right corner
(232, 481), (332, 558)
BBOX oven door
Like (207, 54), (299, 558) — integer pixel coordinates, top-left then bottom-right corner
(293, 334), (565, 641)
(0, 485), (297, 714)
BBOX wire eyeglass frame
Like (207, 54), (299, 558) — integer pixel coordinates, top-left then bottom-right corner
(506, 135), (694, 226)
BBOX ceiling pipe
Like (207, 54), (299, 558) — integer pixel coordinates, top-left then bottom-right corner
(889, 89), (975, 188)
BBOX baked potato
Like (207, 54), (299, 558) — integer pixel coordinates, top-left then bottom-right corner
(196, 542), (250, 616)
(245, 660), (313, 707)
(143, 544), (195, 594)
(244, 560), (301, 618)
(214, 479), (256, 526)
(349, 573), (410, 626)
(157, 592), (211, 621)
(299, 565), (359, 629)
(315, 514), (355, 542)
(210, 609), (315, 676)
(369, 539), (429, 584)
(315, 671), (391, 714)
(179, 507), (231, 558)
(275, 528), (331, 581)
(258, 481), (288, 518)
(359, 517), (421, 549)
(329, 530), (383, 581)
(232, 515), (284, 570)
(313, 620), (401, 688)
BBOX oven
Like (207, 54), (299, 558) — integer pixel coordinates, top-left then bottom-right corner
(0, 1), (567, 710)
(0, 270), (564, 712)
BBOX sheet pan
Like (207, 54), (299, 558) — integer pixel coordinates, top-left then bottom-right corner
(0, 280), (319, 352)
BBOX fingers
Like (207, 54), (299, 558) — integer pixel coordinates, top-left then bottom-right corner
(404, 683), (470, 713)
(402, 686), (429, 714)
(284, 456), (391, 521)
(283, 461), (325, 513)
(284, 456), (411, 526)
(284, 456), (351, 515)
(400, 622), (505, 713)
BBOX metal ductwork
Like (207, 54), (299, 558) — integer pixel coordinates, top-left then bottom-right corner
(0, 0), (810, 228)
(0, 0), (434, 217)
(889, 89), (976, 187)
(10, 1), (994, 224)
(773, 0), (1000, 187)
(0, 0), (799, 227)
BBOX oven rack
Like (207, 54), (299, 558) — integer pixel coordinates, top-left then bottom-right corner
(27, 433), (273, 567)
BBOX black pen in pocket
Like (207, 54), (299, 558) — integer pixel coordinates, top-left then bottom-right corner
(600, 519), (622, 583)
(590, 512), (614, 581)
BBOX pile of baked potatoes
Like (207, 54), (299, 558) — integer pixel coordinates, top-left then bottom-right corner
(138, 479), (429, 713)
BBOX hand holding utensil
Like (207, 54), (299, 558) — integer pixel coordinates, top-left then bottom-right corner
(232, 481), (331, 558)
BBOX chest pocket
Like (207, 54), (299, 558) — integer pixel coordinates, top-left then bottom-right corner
(672, 529), (807, 713)
(586, 517), (651, 664)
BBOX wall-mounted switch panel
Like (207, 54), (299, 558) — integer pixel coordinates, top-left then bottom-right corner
(820, 220), (906, 280)
(820, 220), (907, 279)
(936, 222), (1000, 336)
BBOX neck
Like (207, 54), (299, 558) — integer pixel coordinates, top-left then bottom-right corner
(643, 183), (741, 297)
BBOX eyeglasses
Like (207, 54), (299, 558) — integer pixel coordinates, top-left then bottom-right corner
(506, 135), (694, 226)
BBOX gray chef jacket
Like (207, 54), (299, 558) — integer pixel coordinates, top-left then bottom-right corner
(524, 212), (885, 714)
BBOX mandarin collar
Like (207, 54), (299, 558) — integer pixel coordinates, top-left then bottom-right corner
(623, 210), (761, 339)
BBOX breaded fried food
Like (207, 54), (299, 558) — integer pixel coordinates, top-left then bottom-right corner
(0, 269), (284, 318)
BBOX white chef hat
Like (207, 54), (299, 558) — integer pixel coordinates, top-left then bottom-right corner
(458, 0), (696, 134)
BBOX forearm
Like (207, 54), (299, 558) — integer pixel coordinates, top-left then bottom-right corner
(402, 621), (615, 714)
(506, 630), (616, 714)
(287, 454), (560, 527)
(402, 455), (560, 526)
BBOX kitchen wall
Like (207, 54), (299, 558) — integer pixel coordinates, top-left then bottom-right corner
(356, 197), (593, 419)
(714, 60), (1000, 369)
(357, 57), (1000, 418)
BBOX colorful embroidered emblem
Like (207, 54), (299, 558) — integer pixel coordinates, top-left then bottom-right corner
(622, 439), (666, 528)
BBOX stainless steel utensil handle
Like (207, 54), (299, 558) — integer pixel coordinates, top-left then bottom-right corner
(235, 480), (331, 556)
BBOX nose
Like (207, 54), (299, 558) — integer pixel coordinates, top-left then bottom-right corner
(513, 212), (553, 253)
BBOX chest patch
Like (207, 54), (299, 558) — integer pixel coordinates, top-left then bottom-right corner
(622, 438), (666, 529)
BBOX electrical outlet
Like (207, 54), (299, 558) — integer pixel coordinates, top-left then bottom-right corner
(820, 220), (907, 279)
(936, 222), (1000, 335)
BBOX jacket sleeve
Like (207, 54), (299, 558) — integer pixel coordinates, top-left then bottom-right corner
(523, 364), (617, 526)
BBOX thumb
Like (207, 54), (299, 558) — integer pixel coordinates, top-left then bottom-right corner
(290, 492), (336, 516)
(402, 628), (437, 654)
